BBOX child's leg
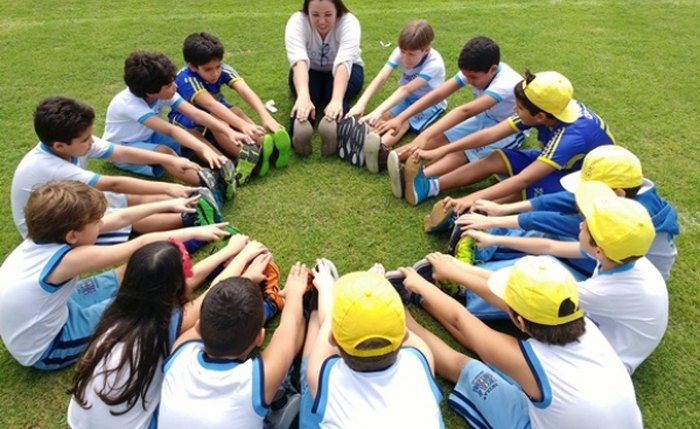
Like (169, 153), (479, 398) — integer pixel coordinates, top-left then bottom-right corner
(132, 213), (186, 233)
(437, 150), (509, 193)
(299, 312), (322, 429)
(424, 151), (468, 177)
(32, 270), (121, 371)
(444, 113), (524, 163)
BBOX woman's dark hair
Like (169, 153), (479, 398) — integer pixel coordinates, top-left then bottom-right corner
(302, 0), (349, 18)
(69, 241), (188, 414)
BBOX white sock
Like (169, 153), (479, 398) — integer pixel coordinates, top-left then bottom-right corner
(427, 178), (440, 197)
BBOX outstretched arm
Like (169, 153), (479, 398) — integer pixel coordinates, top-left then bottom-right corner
(346, 64), (394, 119)
(231, 79), (283, 133)
(361, 74), (429, 126)
(463, 229), (582, 259)
(100, 195), (198, 232)
(261, 262), (308, 405)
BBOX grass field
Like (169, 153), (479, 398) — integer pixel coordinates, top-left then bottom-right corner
(1, 1), (699, 427)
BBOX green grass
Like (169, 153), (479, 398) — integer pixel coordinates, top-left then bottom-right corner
(1, 1), (699, 427)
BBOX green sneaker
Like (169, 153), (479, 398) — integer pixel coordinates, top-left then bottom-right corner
(273, 128), (292, 168)
(236, 144), (261, 186)
(218, 159), (237, 200)
(196, 188), (223, 225)
(216, 224), (243, 250)
(258, 134), (275, 177)
(454, 236), (476, 265)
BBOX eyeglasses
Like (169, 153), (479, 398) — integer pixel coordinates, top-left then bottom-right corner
(320, 43), (330, 67)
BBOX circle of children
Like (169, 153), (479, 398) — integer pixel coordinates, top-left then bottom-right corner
(0, 1), (679, 428)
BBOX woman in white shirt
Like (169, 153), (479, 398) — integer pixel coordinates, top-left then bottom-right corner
(285, 0), (364, 154)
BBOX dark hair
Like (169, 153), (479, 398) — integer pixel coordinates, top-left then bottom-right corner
(457, 36), (500, 73)
(69, 242), (188, 414)
(302, 0), (349, 18)
(398, 20), (434, 51)
(337, 338), (400, 371)
(34, 96), (95, 146)
(621, 185), (641, 199)
(124, 51), (176, 98)
(510, 302), (586, 346)
(25, 181), (107, 243)
(200, 278), (264, 358)
(514, 70), (555, 119)
(183, 32), (224, 66)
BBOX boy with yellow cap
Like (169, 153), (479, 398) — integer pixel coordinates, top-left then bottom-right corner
(456, 145), (679, 278)
(399, 255), (642, 429)
(404, 70), (615, 207)
(299, 261), (443, 428)
(456, 181), (668, 373)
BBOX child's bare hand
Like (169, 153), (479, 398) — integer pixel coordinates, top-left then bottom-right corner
(359, 110), (382, 126)
(168, 156), (201, 175)
(471, 199), (503, 216)
(376, 117), (400, 136)
(242, 252), (272, 284)
(241, 123), (265, 141)
(345, 103), (364, 119)
(262, 118), (284, 134)
(443, 196), (474, 215)
(165, 184), (198, 199)
(168, 195), (199, 214)
(225, 234), (249, 255)
(280, 262), (308, 299)
(240, 240), (268, 261)
(456, 213), (493, 230)
(425, 252), (457, 283)
(414, 148), (441, 162)
(175, 222), (230, 242)
(398, 267), (431, 293)
(462, 229), (496, 248)
(312, 258), (338, 290)
(198, 147), (227, 170)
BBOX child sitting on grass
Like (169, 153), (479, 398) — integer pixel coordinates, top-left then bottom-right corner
(170, 32), (291, 182)
(67, 235), (275, 428)
(0, 181), (228, 371)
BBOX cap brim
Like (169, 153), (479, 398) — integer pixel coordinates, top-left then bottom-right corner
(553, 99), (580, 123)
(560, 170), (582, 193)
(487, 266), (513, 299)
(574, 181), (615, 219)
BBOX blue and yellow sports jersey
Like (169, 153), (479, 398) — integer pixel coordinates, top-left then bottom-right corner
(507, 101), (615, 171)
(172, 64), (243, 108)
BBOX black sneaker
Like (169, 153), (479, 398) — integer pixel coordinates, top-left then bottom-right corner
(337, 118), (367, 166)
(384, 270), (422, 305)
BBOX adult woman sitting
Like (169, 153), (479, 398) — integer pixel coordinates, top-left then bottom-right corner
(285, 0), (364, 155)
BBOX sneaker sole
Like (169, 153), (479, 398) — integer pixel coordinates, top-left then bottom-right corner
(318, 119), (338, 156)
(236, 145), (261, 186)
(292, 120), (313, 156)
(219, 160), (237, 200)
(387, 151), (402, 198)
(363, 132), (381, 173)
(348, 122), (366, 167)
(259, 134), (274, 177)
(273, 129), (292, 168)
(337, 118), (355, 161)
(404, 157), (421, 206)
(197, 188), (222, 222)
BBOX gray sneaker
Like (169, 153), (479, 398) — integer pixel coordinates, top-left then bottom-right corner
(292, 119), (313, 156)
(387, 150), (404, 198)
(318, 118), (338, 156)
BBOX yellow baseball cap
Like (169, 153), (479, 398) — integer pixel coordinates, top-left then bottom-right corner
(575, 181), (655, 263)
(560, 145), (644, 192)
(488, 256), (583, 326)
(523, 71), (579, 123)
(331, 272), (406, 358)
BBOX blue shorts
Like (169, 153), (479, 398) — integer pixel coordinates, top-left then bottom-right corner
(112, 132), (181, 177)
(444, 112), (524, 162)
(496, 149), (568, 199)
(298, 356), (321, 429)
(388, 98), (444, 132)
(33, 270), (120, 371)
(98, 192), (131, 244)
(449, 360), (531, 429)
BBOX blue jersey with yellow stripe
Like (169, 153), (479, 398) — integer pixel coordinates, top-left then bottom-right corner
(508, 101), (615, 171)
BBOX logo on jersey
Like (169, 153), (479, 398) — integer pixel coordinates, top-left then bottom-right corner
(471, 370), (498, 399)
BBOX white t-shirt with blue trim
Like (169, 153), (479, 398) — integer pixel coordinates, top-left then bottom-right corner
(454, 62), (522, 122)
(313, 347), (444, 428)
(0, 241), (76, 366)
(103, 88), (183, 144)
(11, 139), (114, 238)
(386, 47), (447, 108)
(158, 340), (267, 429)
(578, 258), (668, 374)
(522, 318), (642, 429)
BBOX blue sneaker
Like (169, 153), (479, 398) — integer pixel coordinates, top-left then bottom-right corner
(404, 157), (430, 206)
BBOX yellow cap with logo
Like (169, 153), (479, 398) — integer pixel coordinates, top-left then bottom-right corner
(523, 71), (579, 123)
(332, 272), (406, 358)
(561, 145), (643, 192)
(488, 256), (583, 326)
(575, 181), (655, 263)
